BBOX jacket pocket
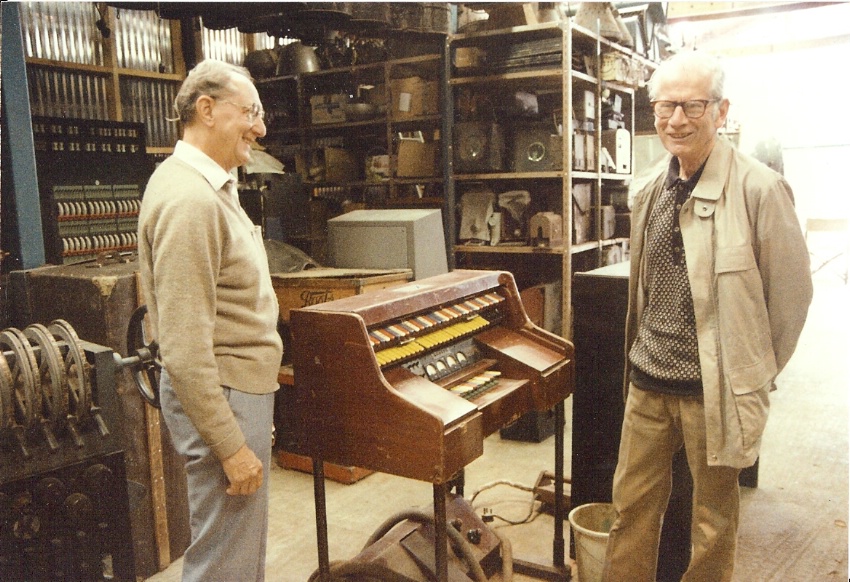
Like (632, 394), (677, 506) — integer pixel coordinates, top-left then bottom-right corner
(714, 244), (777, 388)
(715, 245), (756, 273)
(732, 381), (770, 450)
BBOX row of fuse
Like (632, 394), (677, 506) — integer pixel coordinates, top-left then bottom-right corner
(62, 233), (137, 254)
(57, 199), (141, 218)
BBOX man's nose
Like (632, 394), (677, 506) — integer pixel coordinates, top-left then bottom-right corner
(668, 103), (689, 123)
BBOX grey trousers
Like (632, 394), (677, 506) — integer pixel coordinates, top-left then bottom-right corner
(160, 370), (275, 582)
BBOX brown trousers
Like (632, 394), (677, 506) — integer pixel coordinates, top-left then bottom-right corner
(602, 386), (741, 582)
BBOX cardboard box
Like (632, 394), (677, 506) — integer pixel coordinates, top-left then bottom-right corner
(310, 94), (346, 124)
(453, 46), (486, 69)
(390, 76), (439, 120)
(396, 140), (439, 177)
(600, 53), (643, 87)
(271, 268), (413, 324)
(296, 147), (358, 183)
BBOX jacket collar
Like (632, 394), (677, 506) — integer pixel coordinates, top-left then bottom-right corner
(690, 137), (733, 202)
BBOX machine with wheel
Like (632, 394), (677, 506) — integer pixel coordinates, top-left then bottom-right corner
(0, 311), (160, 582)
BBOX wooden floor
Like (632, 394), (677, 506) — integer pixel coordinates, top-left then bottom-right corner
(145, 273), (849, 582)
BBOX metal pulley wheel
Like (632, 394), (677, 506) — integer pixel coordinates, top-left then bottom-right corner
(0, 353), (14, 431)
(47, 319), (92, 425)
(23, 323), (69, 426)
(125, 305), (161, 409)
(0, 328), (41, 430)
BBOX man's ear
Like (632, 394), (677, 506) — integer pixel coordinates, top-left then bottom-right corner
(715, 98), (730, 130)
(195, 95), (216, 127)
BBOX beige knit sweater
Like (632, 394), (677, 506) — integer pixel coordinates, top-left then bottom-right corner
(138, 144), (283, 460)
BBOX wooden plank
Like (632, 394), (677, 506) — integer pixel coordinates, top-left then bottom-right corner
(136, 271), (171, 569)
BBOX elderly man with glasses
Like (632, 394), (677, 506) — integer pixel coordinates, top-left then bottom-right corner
(602, 51), (812, 581)
(138, 59), (281, 582)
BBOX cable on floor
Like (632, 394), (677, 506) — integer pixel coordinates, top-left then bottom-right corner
(469, 479), (542, 526)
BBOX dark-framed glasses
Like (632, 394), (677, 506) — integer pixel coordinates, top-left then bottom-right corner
(219, 99), (265, 123)
(651, 99), (718, 119)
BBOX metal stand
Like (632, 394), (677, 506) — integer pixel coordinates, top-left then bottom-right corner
(513, 400), (570, 580)
(312, 458), (331, 581)
(310, 401), (571, 581)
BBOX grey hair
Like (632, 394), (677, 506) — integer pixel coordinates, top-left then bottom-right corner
(647, 50), (725, 101)
(172, 59), (254, 124)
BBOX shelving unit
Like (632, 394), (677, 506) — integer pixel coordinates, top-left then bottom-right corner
(256, 44), (450, 263)
(20, 4), (187, 149)
(447, 20), (649, 339)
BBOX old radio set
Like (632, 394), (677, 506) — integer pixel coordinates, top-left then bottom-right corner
(511, 121), (563, 172)
(453, 121), (506, 174)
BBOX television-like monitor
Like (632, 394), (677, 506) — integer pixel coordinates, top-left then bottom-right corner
(327, 209), (449, 280)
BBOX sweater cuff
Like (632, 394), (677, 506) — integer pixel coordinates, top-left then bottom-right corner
(210, 427), (246, 461)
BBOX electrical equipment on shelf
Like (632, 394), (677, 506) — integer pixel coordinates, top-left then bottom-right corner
(30, 117), (153, 265)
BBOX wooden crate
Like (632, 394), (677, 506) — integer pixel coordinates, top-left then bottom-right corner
(277, 450), (374, 484)
(272, 269), (413, 483)
(276, 368), (374, 484)
(271, 267), (413, 324)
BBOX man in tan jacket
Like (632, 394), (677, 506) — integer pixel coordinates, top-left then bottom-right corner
(138, 60), (283, 582)
(602, 51), (812, 581)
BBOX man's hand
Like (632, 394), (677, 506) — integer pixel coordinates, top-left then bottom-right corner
(221, 443), (264, 496)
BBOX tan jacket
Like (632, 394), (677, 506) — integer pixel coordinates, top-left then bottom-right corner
(625, 138), (812, 468)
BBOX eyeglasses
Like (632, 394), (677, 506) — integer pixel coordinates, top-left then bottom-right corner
(651, 99), (718, 119)
(219, 99), (265, 123)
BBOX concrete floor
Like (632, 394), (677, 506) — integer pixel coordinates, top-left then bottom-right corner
(145, 273), (849, 582)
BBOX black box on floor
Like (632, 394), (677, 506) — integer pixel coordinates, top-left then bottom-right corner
(500, 408), (556, 443)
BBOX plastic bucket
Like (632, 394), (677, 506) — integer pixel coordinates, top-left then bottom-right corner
(568, 503), (617, 582)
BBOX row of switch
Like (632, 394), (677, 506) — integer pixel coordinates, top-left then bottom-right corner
(374, 315), (490, 367)
(56, 199), (140, 218)
(368, 292), (505, 349)
(62, 233), (136, 254)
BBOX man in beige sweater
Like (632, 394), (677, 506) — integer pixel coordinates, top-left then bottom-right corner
(138, 59), (283, 582)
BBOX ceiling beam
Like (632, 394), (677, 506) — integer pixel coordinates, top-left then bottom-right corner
(666, 1), (839, 23)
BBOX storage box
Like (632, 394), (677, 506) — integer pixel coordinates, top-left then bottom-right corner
(575, 89), (596, 121)
(390, 76), (439, 120)
(397, 140), (439, 177)
(573, 183), (592, 244)
(600, 53), (643, 87)
(596, 205), (617, 239)
(277, 449), (374, 484)
(573, 131), (596, 171)
(296, 147), (358, 183)
(276, 367), (372, 484)
(310, 94), (347, 124)
(271, 268), (413, 324)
